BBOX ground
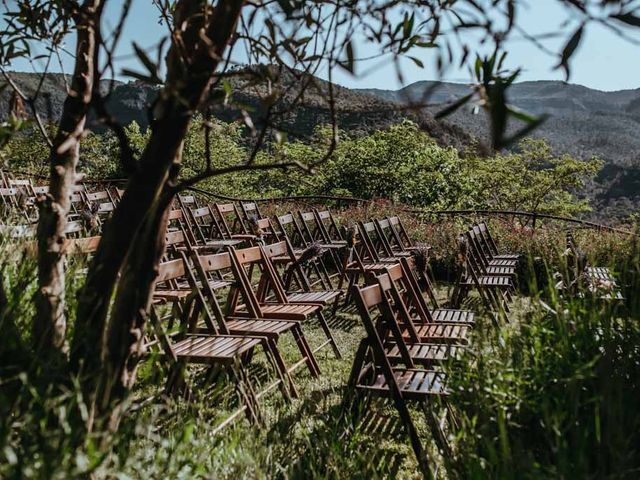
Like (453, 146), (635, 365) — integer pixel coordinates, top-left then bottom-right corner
(119, 285), (532, 479)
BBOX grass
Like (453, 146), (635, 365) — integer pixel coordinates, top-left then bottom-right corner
(1, 216), (640, 479)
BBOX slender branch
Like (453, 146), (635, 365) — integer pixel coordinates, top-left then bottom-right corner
(0, 67), (54, 148)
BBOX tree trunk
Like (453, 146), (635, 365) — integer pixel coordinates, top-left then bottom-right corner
(33, 1), (104, 363)
(71, 0), (245, 427)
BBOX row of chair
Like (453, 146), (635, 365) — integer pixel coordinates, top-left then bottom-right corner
(452, 223), (520, 313)
(0, 174), (121, 236)
(2, 173), (525, 474)
(338, 220), (527, 474)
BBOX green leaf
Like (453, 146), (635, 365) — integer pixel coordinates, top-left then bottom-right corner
(435, 92), (474, 119)
(611, 12), (640, 27)
(132, 42), (161, 83)
(408, 56), (424, 68)
(556, 25), (584, 79)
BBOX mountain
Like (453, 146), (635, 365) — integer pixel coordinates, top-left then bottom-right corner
(360, 80), (640, 219)
(0, 71), (475, 153)
(2, 72), (639, 218)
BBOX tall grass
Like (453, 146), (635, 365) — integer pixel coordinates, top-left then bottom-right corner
(1, 218), (639, 478)
(448, 250), (640, 479)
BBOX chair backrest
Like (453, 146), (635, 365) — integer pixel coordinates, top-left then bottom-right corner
(466, 228), (492, 269)
(187, 205), (221, 244)
(214, 202), (247, 236)
(358, 220), (393, 262)
(189, 250), (241, 332)
(353, 277), (416, 368)
(239, 202), (263, 224)
(178, 194), (198, 209)
(228, 245), (288, 313)
(368, 263), (433, 334)
(164, 229), (190, 258)
(85, 190), (111, 202)
(274, 212), (307, 247)
(376, 217), (406, 254)
(248, 217), (277, 243)
(261, 240), (289, 259)
(8, 178), (35, 197)
(63, 235), (101, 254)
(400, 256), (440, 310)
(470, 224), (495, 260)
(64, 220), (86, 237)
(387, 216), (414, 249)
(297, 210), (323, 243)
(153, 254), (222, 336)
(156, 257), (187, 284)
(476, 222), (499, 256)
(314, 208), (343, 242)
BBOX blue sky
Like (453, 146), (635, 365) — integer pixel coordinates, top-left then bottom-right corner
(6, 0), (640, 92)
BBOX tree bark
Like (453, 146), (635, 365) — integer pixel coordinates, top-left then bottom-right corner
(71, 0), (245, 426)
(33, 1), (104, 363)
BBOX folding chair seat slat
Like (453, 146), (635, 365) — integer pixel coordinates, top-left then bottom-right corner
(407, 324), (470, 344)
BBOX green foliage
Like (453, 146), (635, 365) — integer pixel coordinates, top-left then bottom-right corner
(465, 138), (603, 217)
(322, 122), (470, 208)
(448, 270), (640, 478)
(1, 119), (602, 219)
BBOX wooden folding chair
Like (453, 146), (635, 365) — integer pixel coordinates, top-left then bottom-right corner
(373, 264), (472, 345)
(274, 212), (335, 290)
(313, 208), (348, 247)
(368, 271), (467, 365)
(469, 224), (518, 267)
(189, 250), (321, 395)
(373, 217), (418, 257)
(149, 255), (290, 423)
(260, 240), (344, 315)
(213, 203), (257, 240)
(466, 229), (518, 278)
(358, 220), (404, 264)
(399, 256), (475, 326)
(336, 226), (399, 307)
(238, 201), (265, 225)
(452, 234), (514, 313)
(344, 279), (452, 478)
(187, 204), (246, 249)
(227, 245), (342, 359)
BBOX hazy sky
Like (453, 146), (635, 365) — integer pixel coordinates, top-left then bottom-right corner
(6, 0), (640, 92)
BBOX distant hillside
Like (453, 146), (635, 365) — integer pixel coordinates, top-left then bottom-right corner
(361, 80), (640, 219)
(0, 71), (475, 153)
(2, 72), (639, 218)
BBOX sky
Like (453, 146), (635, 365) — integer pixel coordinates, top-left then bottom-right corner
(5, 0), (640, 92)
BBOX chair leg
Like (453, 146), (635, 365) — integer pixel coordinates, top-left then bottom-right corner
(265, 339), (298, 400)
(316, 310), (342, 359)
(391, 394), (433, 479)
(420, 400), (452, 459)
(340, 341), (368, 425)
(229, 360), (263, 426)
(291, 325), (321, 377)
